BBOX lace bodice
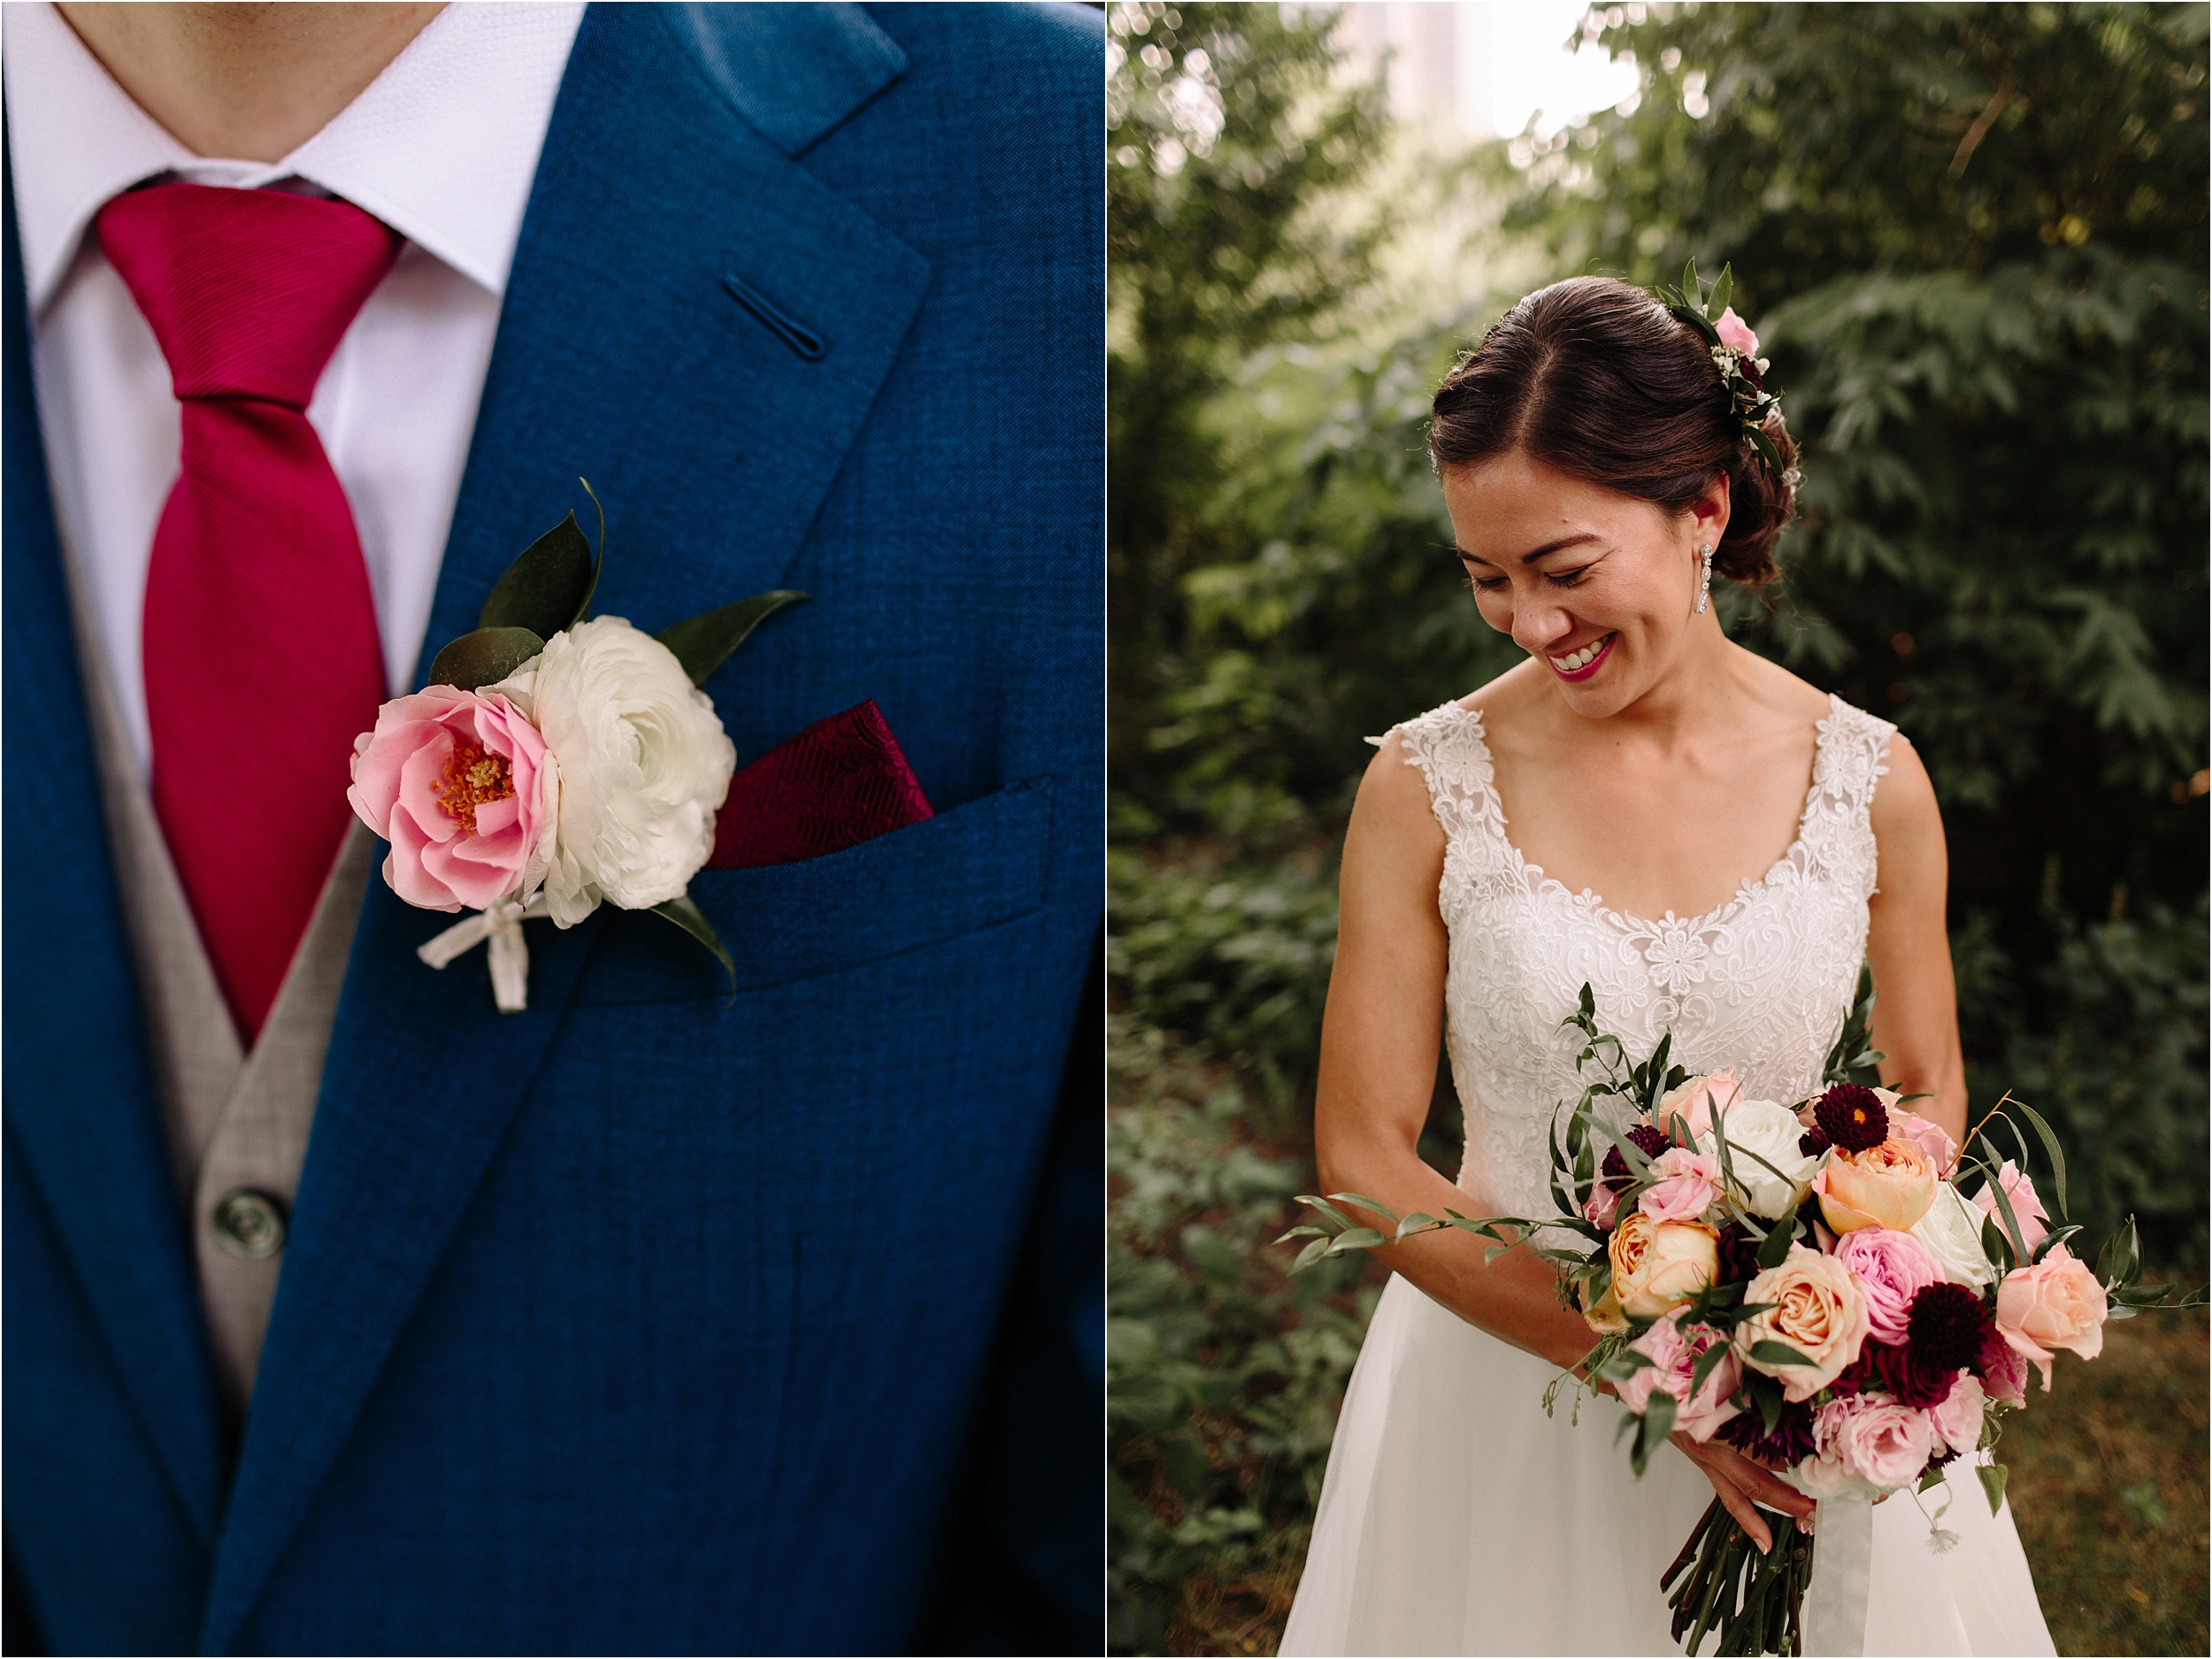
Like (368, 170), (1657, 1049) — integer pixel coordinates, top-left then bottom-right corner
(1390, 694), (1894, 1223)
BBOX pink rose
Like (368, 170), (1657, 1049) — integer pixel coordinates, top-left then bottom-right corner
(1617, 1311), (1742, 1442)
(1815, 1394), (1937, 1494)
(1977, 1326), (2029, 1408)
(1970, 1161), (2050, 1253)
(1994, 1248), (2107, 1389)
(1714, 306), (1759, 357)
(1888, 1108), (1960, 1177)
(1583, 1182), (1620, 1231)
(1930, 1371), (1985, 1456)
(1832, 1227), (1942, 1346)
(1655, 1069), (1744, 1140)
(1639, 1147), (1723, 1225)
(349, 685), (557, 912)
(1816, 1138), (1937, 1234)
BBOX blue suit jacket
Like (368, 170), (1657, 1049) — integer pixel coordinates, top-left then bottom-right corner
(2, 6), (1102, 1653)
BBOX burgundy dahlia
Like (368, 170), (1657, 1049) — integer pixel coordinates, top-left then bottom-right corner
(1907, 1281), (1993, 1373)
(1814, 1083), (1888, 1153)
(1798, 1127), (1832, 1157)
(1602, 1124), (1674, 1196)
(1717, 1398), (1817, 1466)
(1715, 1221), (1763, 1286)
(1833, 1340), (1955, 1409)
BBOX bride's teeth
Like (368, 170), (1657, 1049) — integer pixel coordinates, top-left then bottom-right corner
(1552, 635), (1609, 671)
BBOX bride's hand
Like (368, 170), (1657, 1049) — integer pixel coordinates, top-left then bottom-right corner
(1669, 1431), (1816, 1555)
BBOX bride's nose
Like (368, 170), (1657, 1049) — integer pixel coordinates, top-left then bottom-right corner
(1510, 592), (1577, 657)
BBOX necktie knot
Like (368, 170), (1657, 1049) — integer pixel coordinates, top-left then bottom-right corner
(96, 182), (402, 409)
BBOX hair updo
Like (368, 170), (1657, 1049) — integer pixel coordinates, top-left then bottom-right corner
(1428, 276), (1799, 585)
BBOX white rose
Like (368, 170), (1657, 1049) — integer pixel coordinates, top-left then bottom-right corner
(1694, 1097), (1817, 1220)
(1909, 1181), (2001, 1291)
(494, 616), (736, 926)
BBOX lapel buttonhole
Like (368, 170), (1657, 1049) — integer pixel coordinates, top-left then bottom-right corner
(720, 270), (827, 361)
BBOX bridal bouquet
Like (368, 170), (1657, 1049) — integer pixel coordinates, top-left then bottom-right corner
(1283, 974), (2203, 1657)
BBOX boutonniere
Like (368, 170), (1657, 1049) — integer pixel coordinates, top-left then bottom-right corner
(347, 484), (802, 1010)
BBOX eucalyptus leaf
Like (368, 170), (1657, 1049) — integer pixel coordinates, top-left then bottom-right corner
(655, 590), (809, 688)
(1755, 1215), (1800, 1269)
(1752, 1372), (1783, 1439)
(1395, 1211), (1439, 1240)
(1707, 264), (1733, 323)
(1329, 1192), (1402, 1225)
(1981, 1210), (2016, 1275)
(479, 505), (599, 637)
(1687, 1339), (1731, 1402)
(1977, 1461), (2008, 1517)
(1291, 1236), (1331, 1273)
(649, 892), (735, 1002)
(1327, 1227), (1385, 1253)
(2009, 1098), (2071, 1220)
(1747, 1340), (1816, 1371)
(427, 626), (545, 691)
(1976, 1134), (2033, 1265)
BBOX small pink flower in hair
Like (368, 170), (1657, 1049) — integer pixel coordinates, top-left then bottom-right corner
(1714, 307), (1759, 357)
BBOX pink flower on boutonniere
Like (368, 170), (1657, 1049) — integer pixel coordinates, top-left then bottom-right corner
(348, 685), (557, 911)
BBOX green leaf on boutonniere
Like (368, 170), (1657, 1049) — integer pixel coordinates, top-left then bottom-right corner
(479, 493), (602, 638)
(1706, 264), (1733, 323)
(428, 626), (546, 690)
(649, 891), (735, 1002)
(656, 590), (810, 688)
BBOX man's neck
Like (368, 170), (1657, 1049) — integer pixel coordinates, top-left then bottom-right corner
(55, 3), (445, 163)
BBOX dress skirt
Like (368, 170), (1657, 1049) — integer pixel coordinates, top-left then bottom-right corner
(1278, 1275), (2057, 1658)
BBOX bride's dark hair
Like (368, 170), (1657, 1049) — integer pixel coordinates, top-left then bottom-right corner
(1427, 275), (1798, 585)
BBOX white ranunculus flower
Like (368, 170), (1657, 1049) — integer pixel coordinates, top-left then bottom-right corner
(493, 616), (736, 926)
(1909, 1181), (2001, 1291)
(1694, 1097), (1818, 1221)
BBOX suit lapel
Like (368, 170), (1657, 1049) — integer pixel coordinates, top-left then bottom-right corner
(201, 5), (931, 1647)
(1, 142), (228, 1545)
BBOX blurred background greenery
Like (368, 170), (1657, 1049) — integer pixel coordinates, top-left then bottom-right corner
(1105, 3), (2208, 1652)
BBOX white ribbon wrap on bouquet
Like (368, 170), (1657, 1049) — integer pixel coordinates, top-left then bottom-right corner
(1801, 1491), (1874, 1657)
(419, 894), (551, 1012)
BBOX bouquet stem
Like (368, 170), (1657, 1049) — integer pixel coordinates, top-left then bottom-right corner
(1661, 1496), (1812, 1656)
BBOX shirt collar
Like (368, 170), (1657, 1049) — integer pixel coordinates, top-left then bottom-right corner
(4, 0), (584, 315)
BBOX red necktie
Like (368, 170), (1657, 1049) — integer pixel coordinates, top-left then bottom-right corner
(96, 183), (401, 1042)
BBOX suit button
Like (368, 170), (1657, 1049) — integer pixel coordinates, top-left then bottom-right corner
(212, 1189), (287, 1260)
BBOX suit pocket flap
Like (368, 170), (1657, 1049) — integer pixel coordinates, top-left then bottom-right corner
(572, 779), (1052, 1003)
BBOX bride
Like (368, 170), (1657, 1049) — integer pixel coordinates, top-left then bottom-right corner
(1277, 277), (2055, 1657)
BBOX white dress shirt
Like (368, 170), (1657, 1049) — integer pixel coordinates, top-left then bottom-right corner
(4, 0), (586, 776)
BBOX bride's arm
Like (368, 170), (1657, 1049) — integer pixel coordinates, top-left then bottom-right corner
(1315, 733), (1816, 1553)
(1313, 733), (1598, 1369)
(1863, 735), (1969, 1146)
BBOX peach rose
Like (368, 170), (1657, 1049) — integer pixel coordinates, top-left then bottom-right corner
(1581, 1276), (1629, 1336)
(1655, 1069), (1743, 1140)
(1816, 1138), (1937, 1234)
(1609, 1210), (1720, 1319)
(1739, 1244), (1870, 1402)
(1994, 1249), (2107, 1389)
(349, 685), (556, 912)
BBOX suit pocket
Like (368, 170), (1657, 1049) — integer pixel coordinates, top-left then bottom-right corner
(569, 778), (1054, 1005)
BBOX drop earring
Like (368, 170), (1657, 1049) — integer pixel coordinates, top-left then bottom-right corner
(1694, 543), (1714, 614)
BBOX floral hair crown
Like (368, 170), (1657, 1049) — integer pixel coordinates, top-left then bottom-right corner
(1650, 259), (1800, 489)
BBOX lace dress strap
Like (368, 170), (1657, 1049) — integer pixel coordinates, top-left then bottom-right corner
(1379, 702), (1512, 863)
(1798, 695), (1896, 896)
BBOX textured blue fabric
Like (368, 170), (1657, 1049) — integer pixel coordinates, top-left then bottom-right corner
(2, 5), (1102, 1654)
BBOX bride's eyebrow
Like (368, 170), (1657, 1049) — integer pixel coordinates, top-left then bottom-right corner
(1457, 533), (1604, 569)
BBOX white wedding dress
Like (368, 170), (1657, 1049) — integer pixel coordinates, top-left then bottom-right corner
(1279, 695), (2055, 1659)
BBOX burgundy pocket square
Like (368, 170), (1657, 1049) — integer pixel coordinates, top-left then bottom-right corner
(706, 700), (934, 870)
